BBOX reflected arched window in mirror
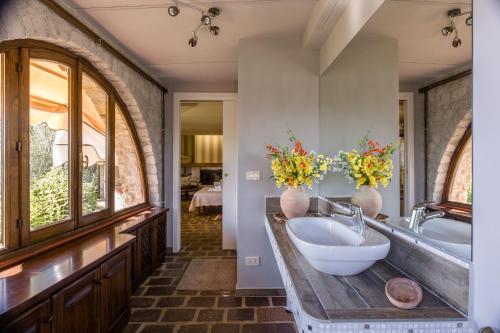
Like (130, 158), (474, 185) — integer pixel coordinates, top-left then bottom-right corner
(114, 104), (145, 210)
(442, 126), (472, 208)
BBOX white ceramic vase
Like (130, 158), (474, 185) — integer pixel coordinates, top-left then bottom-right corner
(351, 185), (383, 218)
(280, 187), (310, 219)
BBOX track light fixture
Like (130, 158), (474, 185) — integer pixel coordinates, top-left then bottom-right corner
(168, 5), (179, 17)
(209, 26), (220, 36)
(201, 13), (211, 25)
(167, 1), (221, 47)
(188, 32), (198, 47)
(208, 7), (220, 17)
(441, 8), (471, 48)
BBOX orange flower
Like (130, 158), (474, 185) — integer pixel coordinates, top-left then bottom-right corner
(294, 140), (307, 156)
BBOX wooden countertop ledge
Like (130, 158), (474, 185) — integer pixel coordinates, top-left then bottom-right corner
(0, 206), (167, 323)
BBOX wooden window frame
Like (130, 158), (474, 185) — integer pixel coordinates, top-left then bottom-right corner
(113, 102), (148, 213)
(441, 125), (472, 212)
(78, 64), (114, 226)
(0, 40), (149, 252)
(20, 47), (78, 246)
(1, 48), (21, 250)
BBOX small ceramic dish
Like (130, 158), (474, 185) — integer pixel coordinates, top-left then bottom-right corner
(385, 277), (423, 310)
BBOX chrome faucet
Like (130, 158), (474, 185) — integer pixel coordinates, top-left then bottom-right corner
(331, 202), (366, 235)
(408, 201), (445, 233)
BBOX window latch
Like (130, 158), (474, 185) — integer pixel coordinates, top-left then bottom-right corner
(15, 141), (22, 152)
(16, 218), (23, 228)
(16, 63), (22, 73)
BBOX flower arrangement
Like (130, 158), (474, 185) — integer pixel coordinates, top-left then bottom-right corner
(333, 135), (397, 189)
(266, 132), (333, 189)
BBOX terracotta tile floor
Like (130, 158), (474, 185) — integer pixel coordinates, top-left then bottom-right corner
(123, 201), (297, 333)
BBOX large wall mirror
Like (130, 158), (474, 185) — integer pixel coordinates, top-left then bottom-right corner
(319, 1), (472, 261)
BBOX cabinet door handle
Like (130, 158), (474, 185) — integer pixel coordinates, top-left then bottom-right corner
(45, 315), (53, 324)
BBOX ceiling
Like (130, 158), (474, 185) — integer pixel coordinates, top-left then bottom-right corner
(65, 0), (316, 84)
(362, 0), (472, 85)
(181, 101), (223, 135)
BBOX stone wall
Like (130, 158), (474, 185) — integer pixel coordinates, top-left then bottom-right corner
(115, 109), (145, 208)
(427, 74), (472, 201)
(0, 0), (164, 205)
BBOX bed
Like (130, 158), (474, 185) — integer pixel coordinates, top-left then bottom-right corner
(189, 187), (223, 212)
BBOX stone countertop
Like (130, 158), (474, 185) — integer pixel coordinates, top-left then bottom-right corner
(265, 214), (466, 322)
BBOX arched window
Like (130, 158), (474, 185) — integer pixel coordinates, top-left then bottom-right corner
(0, 41), (147, 251)
(442, 126), (472, 210)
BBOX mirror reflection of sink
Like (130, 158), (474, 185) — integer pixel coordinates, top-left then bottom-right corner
(286, 217), (390, 276)
(387, 216), (472, 260)
(419, 218), (472, 260)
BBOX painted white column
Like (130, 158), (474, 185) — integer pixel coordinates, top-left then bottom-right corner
(471, 0), (500, 330)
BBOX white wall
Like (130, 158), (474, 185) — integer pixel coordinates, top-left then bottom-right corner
(471, 0), (500, 330)
(319, 0), (385, 74)
(319, 34), (400, 218)
(237, 37), (319, 288)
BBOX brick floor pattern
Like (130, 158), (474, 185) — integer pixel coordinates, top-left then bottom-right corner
(123, 202), (297, 333)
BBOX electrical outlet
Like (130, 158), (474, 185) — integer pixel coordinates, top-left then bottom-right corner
(245, 256), (260, 266)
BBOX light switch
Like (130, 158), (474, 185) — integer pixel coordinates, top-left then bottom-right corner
(246, 171), (260, 181)
(245, 256), (260, 266)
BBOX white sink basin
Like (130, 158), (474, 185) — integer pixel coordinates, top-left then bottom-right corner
(286, 216), (390, 276)
(420, 218), (471, 260)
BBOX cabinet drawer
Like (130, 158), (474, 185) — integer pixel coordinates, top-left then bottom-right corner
(52, 268), (101, 333)
(101, 248), (131, 333)
(2, 299), (52, 333)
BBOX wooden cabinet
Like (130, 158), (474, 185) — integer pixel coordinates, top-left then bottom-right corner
(133, 215), (167, 287)
(50, 249), (131, 333)
(128, 230), (138, 288)
(2, 299), (52, 333)
(137, 222), (154, 285)
(52, 268), (101, 333)
(0, 209), (167, 333)
(5, 249), (131, 333)
(101, 248), (130, 333)
(155, 216), (167, 264)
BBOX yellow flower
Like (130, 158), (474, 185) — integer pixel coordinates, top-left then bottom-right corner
(267, 140), (333, 188)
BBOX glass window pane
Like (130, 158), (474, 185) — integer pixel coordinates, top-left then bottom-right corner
(115, 104), (144, 210)
(81, 72), (108, 215)
(29, 59), (70, 229)
(0, 53), (4, 246)
(448, 137), (472, 204)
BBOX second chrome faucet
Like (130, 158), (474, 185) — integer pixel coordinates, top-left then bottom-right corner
(408, 201), (445, 233)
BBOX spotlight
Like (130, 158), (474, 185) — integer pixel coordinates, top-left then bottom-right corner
(442, 26), (454, 36)
(201, 14), (211, 25)
(188, 32), (198, 47)
(452, 36), (462, 48)
(209, 26), (220, 36)
(465, 15), (472, 26)
(447, 8), (462, 18)
(208, 7), (220, 17)
(168, 5), (179, 17)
